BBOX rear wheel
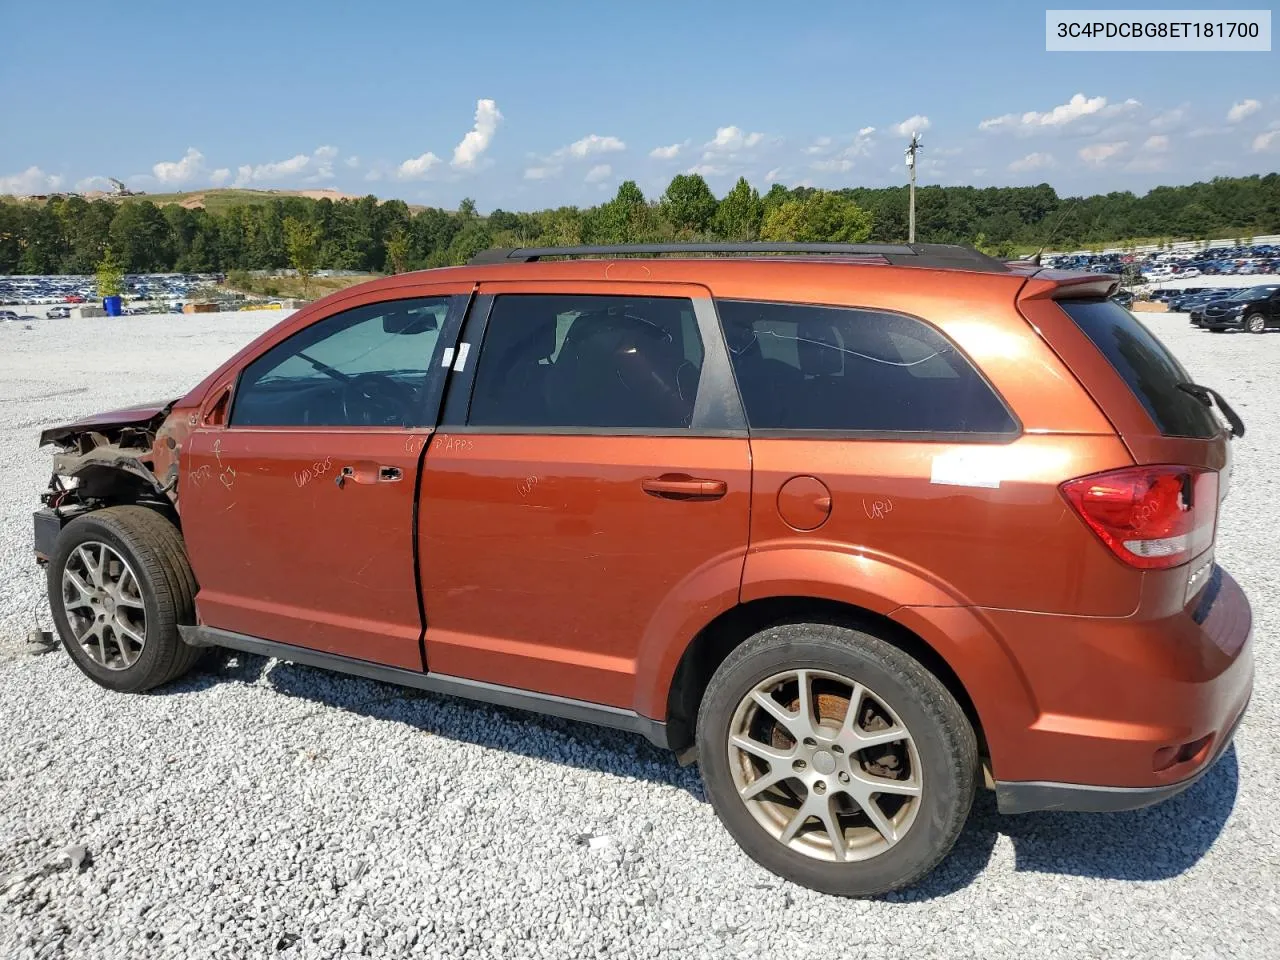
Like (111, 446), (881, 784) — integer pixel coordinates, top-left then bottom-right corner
(696, 623), (978, 896)
(48, 506), (202, 692)
(1245, 313), (1266, 334)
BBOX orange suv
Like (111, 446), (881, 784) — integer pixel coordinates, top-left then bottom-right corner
(33, 243), (1253, 896)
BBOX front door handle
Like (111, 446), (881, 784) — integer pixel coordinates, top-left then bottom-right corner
(335, 463), (402, 488)
(641, 474), (728, 501)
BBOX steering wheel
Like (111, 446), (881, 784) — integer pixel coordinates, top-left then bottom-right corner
(340, 373), (415, 425)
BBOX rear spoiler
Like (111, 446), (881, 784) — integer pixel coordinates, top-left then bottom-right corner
(1017, 270), (1120, 301)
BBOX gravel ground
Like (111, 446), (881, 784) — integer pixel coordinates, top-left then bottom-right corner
(1, 309), (1278, 959)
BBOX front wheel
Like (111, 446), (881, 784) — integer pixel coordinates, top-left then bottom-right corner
(696, 623), (978, 896)
(47, 506), (202, 693)
(1245, 313), (1267, 334)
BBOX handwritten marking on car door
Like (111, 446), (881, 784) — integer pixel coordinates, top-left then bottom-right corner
(862, 497), (894, 520)
(294, 457), (334, 489)
(403, 434), (429, 455)
(212, 437), (237, 490)
(434, 435), (475, 455)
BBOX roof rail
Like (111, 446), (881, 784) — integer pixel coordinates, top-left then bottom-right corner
(468, 242), (1011, 272)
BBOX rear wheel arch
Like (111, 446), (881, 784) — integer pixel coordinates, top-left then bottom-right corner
(662, 597), (989, 763)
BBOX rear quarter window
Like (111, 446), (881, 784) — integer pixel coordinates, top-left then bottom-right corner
(716, 299), (1017, 436)
(1058, 299), (1220, 440)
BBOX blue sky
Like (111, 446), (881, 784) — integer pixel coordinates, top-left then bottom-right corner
(1, 0), (1276, 209)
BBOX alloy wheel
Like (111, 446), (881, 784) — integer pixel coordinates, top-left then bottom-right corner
(727, 668), (922, 863)
(1247, 314), (1266, 333)
(60, 541), (147, 670)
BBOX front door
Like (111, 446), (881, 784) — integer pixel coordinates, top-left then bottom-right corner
(181, 290), (466, 670)
(417, 283), (752, 710)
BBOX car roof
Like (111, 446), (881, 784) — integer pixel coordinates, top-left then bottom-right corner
(331, 245), (1115, 308)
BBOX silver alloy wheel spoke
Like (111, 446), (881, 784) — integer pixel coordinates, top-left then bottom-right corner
(727, 667), (923, 863)
(60, 540), (146, 672)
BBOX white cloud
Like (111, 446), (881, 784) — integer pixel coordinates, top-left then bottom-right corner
(980, 93), (1108, 131)
(1150, 106), (1186, 129)
(1227, 99), (1261, 123)
(1078, 141), (1127, 165)
(73, 175), (112, 193)
(523, 165), (562, 180)
(841, 127), (877, 158)
(396, 151), (442, 181)
(1143, 135), (1170, 151)
(584, 164), (612, 183)
(1103, 98), (1143, 118)
(210, 168), (231, 186)
(1008, 151), (1055, 173)
(233, 146), (339, 186)
(812, 158), (854, 173)
(555, 134), (626, 160)
(345, 156), (360, 168)
(152, 147), (207, 185)
(686, 163), (727, 177)
(0, 166), (63, 195)
(310, 145), (338, 181)
(764, 167), (783, 182)
(891, 115), (930, 137)
(805, 136), (833, 156)
(649, 142), (684, 159)
(1253, 129), (1280, 152)
(703, 126), (765, 153)
(452, 98), (502, 169)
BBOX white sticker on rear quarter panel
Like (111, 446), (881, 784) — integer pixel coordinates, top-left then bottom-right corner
(930, 449), (1002, 489)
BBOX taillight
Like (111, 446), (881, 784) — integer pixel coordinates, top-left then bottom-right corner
(1060, 465), (1217, 570)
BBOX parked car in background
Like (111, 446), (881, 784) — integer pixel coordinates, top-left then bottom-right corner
(1199, 284), (1280, 333)
(1110, 290), (1134, 308)
(32, 242), (1253, 897)
(46, 306), (71, 319)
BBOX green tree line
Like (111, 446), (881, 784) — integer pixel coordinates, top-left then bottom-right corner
(2, 172), (1277, 275)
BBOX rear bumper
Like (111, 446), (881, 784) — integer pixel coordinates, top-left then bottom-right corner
(978, 564), (1254, 807)
(995, 692), (1248, 813)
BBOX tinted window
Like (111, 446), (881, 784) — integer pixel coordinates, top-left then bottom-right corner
(231, 298), (450, 427)
(716, 300), (1016, 434)
(1059, 298), (1220, 440)
(468, 295), (703, 429)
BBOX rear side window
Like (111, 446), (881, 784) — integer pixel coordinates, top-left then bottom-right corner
(716, 299), (1016, 435)
(1059, 299), (1220, 439)
(468, 294), (703, 429)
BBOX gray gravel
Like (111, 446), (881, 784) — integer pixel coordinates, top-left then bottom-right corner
(1, 309), (1277, 959)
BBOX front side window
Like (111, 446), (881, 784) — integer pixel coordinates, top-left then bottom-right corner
(231, 297), (450, 427)
(717, 299), (1017, 434)
(468, 294), (704, 429)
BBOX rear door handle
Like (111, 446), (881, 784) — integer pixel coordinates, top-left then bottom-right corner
(641, 474), (728, 501)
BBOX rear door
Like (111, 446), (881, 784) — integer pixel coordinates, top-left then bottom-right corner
(416, 282), (751, 710)
(181, 287), (469, 669)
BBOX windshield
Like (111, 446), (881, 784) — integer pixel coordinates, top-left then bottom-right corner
(1228, 286), (1275, 302)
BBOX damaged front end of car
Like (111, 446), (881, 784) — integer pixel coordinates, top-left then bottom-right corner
(34, 400), (191, 564)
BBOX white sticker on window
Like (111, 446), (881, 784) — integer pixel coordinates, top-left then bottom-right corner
(441, 346), (455, 368)
(930, 449), (1003, 489)
(452, 342), (471, 372)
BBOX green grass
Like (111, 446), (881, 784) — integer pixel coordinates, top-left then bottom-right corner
(228, 273), (381, 300)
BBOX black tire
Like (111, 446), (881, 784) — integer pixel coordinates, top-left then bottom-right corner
(47, 505), (202, 693)
(1245, 312), (1267, 334)
(696, 623), (978, 897)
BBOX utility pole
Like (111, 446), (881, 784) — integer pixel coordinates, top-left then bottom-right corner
(905, 132), (922, 243)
